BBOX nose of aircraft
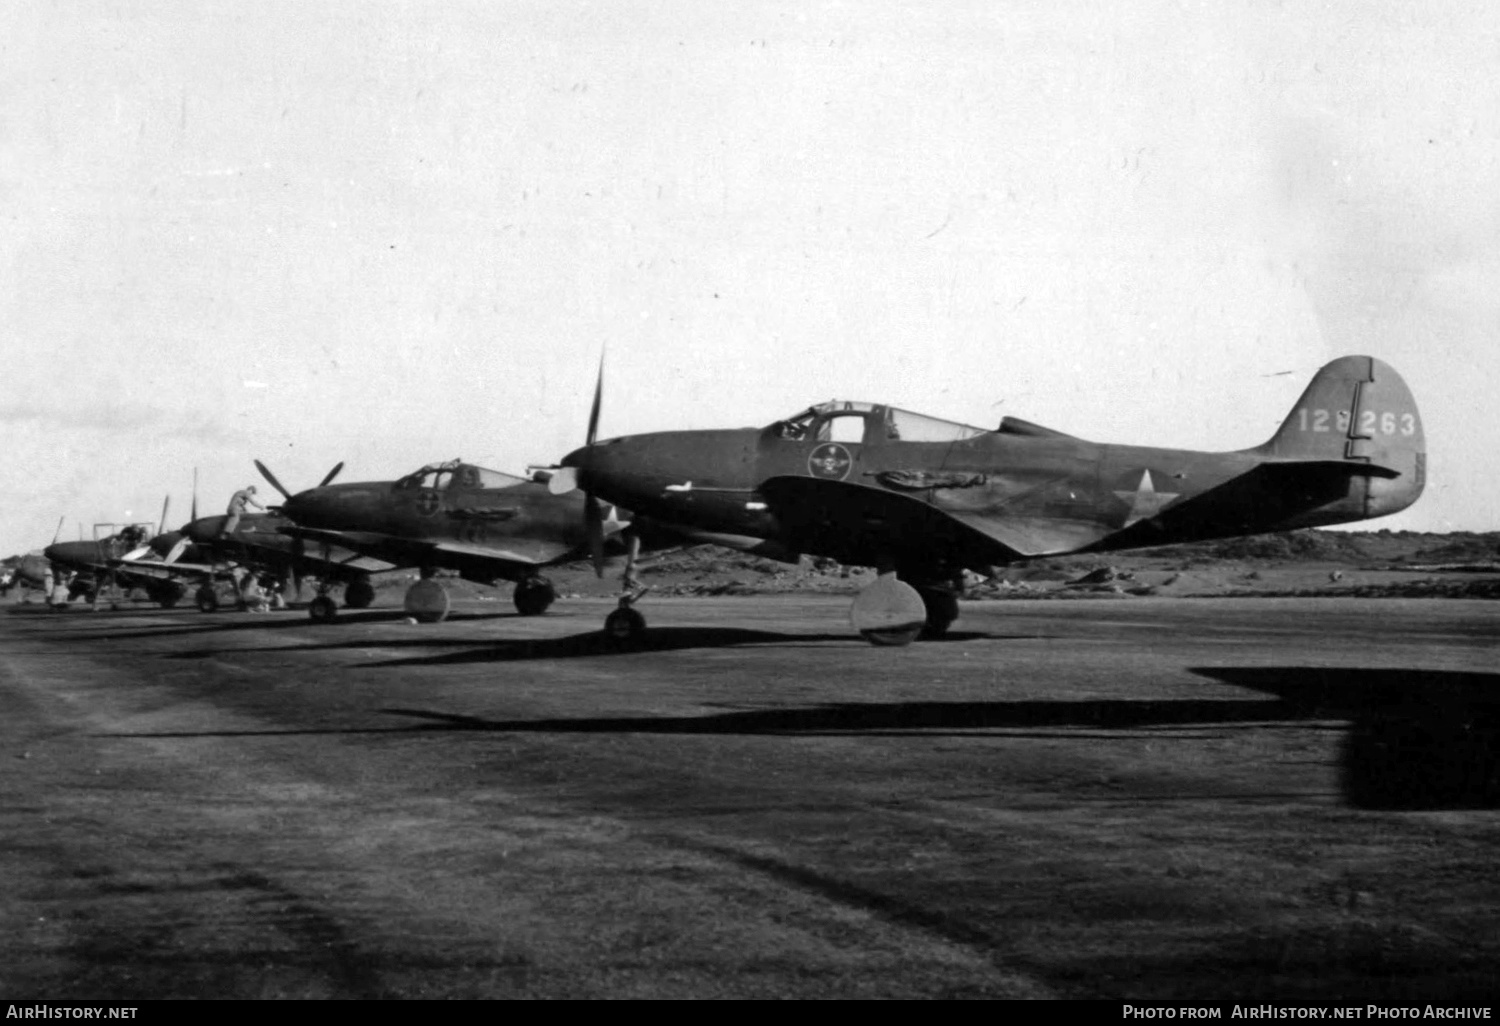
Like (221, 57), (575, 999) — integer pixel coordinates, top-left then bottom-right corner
(559, 433), (704, 509)
(560, 440), (637, 501)
(183, 516), (228, 544)
(561, 429), (758, 508)
(43, 540), (93, 567)
(279, 482), (374, 530)
(280, 489), (315, 525)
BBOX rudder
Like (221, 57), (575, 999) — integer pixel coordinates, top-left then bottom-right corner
(1255, 355), (1425, 518)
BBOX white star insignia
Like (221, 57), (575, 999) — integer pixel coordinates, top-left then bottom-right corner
(1114, 470), (1179, 527)
(601, 505), (631, 536)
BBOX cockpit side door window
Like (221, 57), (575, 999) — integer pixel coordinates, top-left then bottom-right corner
(817, 413), (868, 445)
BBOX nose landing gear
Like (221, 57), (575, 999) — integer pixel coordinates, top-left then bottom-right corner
(603, 586), (650, 647)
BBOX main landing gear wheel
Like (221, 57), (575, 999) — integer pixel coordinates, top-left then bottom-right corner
(196, 585), (219, 613)
(513, 577), (556, 616)
(344, 578), (375, 609)
(154, 581), (186, 609)
(404, 578), (450, 623)
(308, 594), (339, 623)
(850, 573), (927, 647)
(917, 588), (960, 640)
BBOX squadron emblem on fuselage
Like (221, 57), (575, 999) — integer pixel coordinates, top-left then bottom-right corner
(808, 443), (853, 481)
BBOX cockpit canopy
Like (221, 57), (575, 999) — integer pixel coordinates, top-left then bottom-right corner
(395, 459), (529, 491)
(89, 522), (154, 544)
(770, 400), (988, 444)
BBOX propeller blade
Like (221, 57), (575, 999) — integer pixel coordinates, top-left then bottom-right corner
(547, 466), (578, 496)
(191, 467), (199, 523)
(158, 495), (171, 537)
(318, 461), (345, 488)
(586, 356), (603, 448)
(165, 538), (189, 564)
(585, 493), (605, 577)
(121, 545), (151, 561)
(53, 516), (64, 544)
(255, 460), (292, 501)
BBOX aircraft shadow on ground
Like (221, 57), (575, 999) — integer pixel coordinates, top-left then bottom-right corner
(1192, 666), (1500, 811)
(160, 626), (953, 662)
(369, 664), (1500, 810)
(104, 664), (1496, 810)
(40, 607), (529, 642)
(378, 697), (1326, 738)
(126, 694), (1328, 745)
(356, 627), (1008, 665)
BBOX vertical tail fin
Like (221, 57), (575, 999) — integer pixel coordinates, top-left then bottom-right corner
(1254, 355), (1425, 518)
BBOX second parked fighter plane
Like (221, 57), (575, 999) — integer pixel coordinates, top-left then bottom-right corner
(259, 458), (634, 623)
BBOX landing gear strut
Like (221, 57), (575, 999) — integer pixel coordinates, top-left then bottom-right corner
(916, 586), (960, 640)
(599, 533), (647, 646)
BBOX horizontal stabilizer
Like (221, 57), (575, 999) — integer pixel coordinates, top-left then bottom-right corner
(1262, 458), (1403, 480)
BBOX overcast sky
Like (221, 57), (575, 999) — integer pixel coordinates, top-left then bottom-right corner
(3, 0), (1496, 554)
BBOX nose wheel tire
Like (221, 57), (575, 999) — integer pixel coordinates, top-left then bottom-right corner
(308, 595), (339, 623)
(603, 607), (646, 647)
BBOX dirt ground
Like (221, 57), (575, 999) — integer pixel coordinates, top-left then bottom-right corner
(2, 557), (1497, 998)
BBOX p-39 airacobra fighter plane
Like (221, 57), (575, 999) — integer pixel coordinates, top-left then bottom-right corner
(43, 501), (199, 608)
(552, 355), (1425, 645)
(105, 466), (396, 613)
(167, 506), (396, 614)
(256, 458), (636, 623)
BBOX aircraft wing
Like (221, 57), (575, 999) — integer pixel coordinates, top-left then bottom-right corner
(284, 527), (567, 575)
(757, 475), (1071, 568)
(274, 529), (401, 573)
(111, 557), (218, 580)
